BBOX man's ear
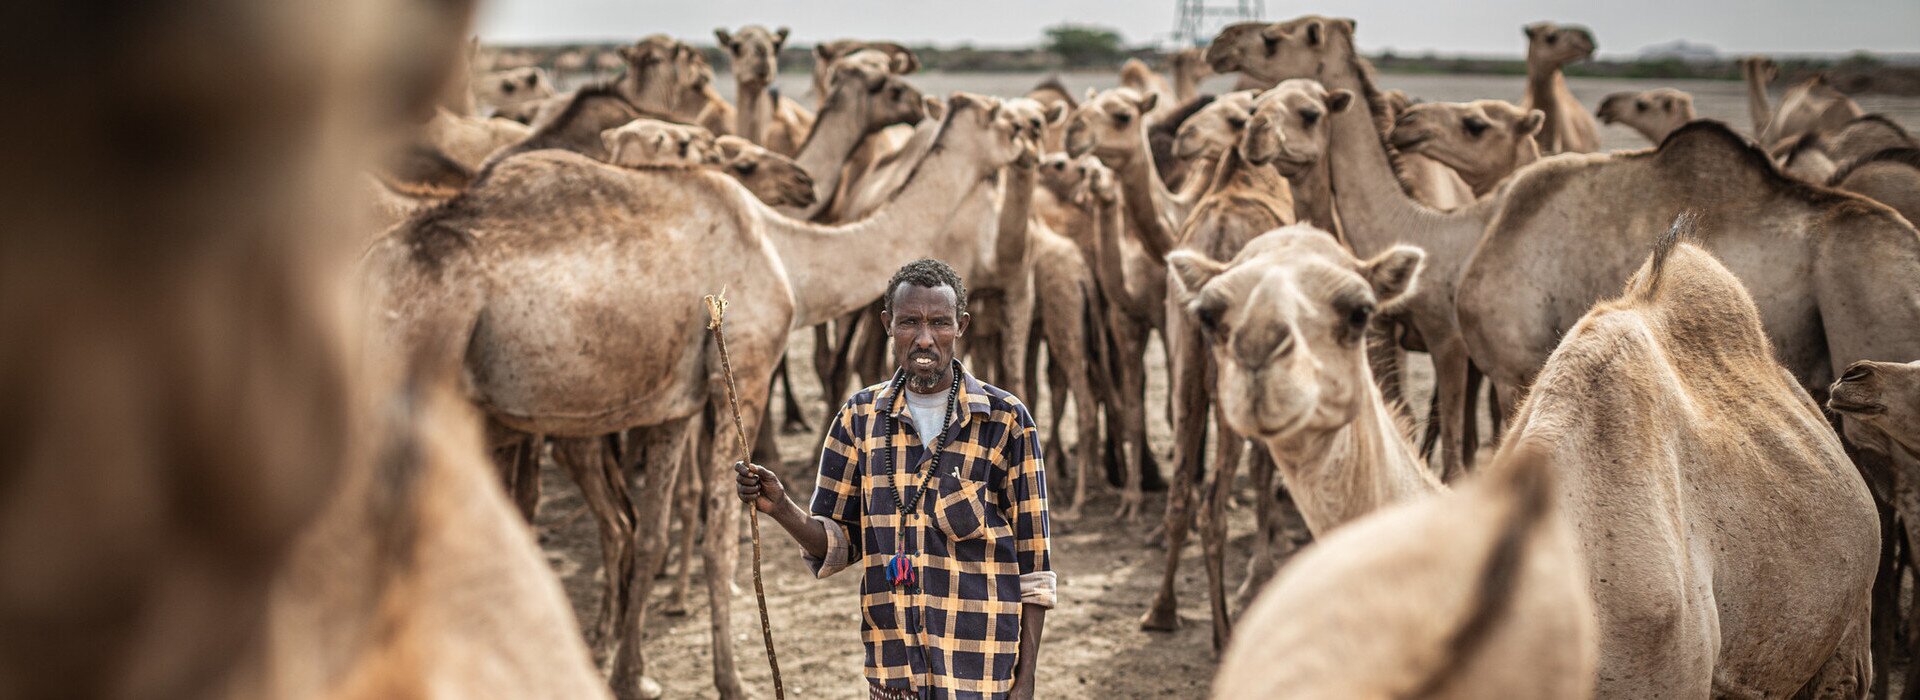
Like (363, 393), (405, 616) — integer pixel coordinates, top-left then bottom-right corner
(880, 309), (893, 331)
(955, 311), (970, 337)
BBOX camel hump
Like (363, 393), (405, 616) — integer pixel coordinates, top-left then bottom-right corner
(1657, 120), (1773, 171)
(1829, 147), (1920, 187)
(1405, 441), (1558, 697)
(1603, 215), (1775, 365)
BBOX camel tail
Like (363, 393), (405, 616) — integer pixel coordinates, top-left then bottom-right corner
(1406, 441), (1557, 698)
(1633, 212), (1698, 301)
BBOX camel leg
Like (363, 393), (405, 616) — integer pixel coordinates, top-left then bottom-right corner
(1114, 324), (1151, 522)
(551, 436), (636, 664)
(811, 323), (835, 403)
(1199, 409), (1245, 652)
(774, 355), (809, 433)
(1870, 508), (1898, 700)
(1142, 323), (1197, 631)
(1163, 304), (1208, 526)
(1798, 594), (1875, 699)
(608, 417), (692, 700)
(1234, 446), (1278, 614)
(665, 448), (702, 617)
(1432, 338), (1473, 482)
(1043, 355), (1070, 481)
(492, 435), (543, 522)
(853, 301), (890, 388)
(1462, 363), (1483, 463)
(700, 378), (770, 700)
(998, 282), (1034, 402)
(752, 402), (786, 474)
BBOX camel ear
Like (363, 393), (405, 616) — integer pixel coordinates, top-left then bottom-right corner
(923, 95), (946, 120)
(1085, 87), (1099, 103)
(601, 128), (626, 163)
(1326, 89), (1355, 114)
(619, 45), (639, 62)
(775, 28), (790, 48)
(1259, 23), (1287, 41)
(713, 29), (733, 49)
(1338, 18), (1356, 35)
(1046, 102), (1068, 125)
(1304, 20), (1326, 46)
(1364, 246), (1426, 309)
(1137, 92), (1159, 115)
(1168, 250), (1228, 301)
(1519, 110), (1546, 137)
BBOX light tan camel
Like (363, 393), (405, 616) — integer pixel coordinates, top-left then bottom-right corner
(601, 122), (818, 208)
(1209, 16), (1498, 481)
(1173, 224), (1878, 697)
(1595, 87), (1695, 146)
(1831, 360), (1920, 458)
(800, 48), (928, 220)
(1026, 76), (1079, 153)
(366, 92), (1040, 700)
(809, 39), (919, 109)
(0, 0), (611, 697)
(424, 107), (532, 169)
(1213, 446), (1595, 700)
(1521, 22), (1600, 154)
(1390, 99), (1544, 196)
(1169, 47), (1214, 104)
(1828, 148), (1920, 227)
(1817, 115), (1919, 168)
(1745, 61), (1864, 152)
(713, 25), (816, 156)
(1121, 58), (1177, 124)
(1027, 154), (1116, 521)
(476, 66), (557, 122)
(1740, 56), (1780, 137)
(615, 35), (730, 128)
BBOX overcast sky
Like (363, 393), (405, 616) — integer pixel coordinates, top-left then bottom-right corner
(478, 0), (1918, 57)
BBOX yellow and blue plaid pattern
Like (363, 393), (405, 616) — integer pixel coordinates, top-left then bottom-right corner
(809, 369), (1052, 699)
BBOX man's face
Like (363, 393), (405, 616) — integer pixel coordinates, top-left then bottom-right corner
(881, 283), (968, 392)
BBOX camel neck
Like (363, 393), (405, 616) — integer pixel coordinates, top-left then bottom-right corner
(1091, 191), (1151, 316)
(1113, 146), (1180, 260)
(1288, 158), (1341, 241)
(735, 80), (768, 146)
(994, 164), (1035, 272)
(762, 133), (996, 330)
(1320, 52), (1493, 300)
(785, 92), (870, 220)
(1265, 385), (1440, 534)
(1524, 68), (1572, 150)
(1745, 72), (1774, 138)
(1467, 145), (1540, 197)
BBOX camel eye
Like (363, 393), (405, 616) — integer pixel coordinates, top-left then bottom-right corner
(1299, 108), (1321, 127)
(732, 161), (757, 175)
(1547, 34), (1559, 45)
(1347, 303), (1375, 329)
(1263, 37), (1279, 54)
(1227, 116), (1247, 129)
(502, 81), (516, 94)
(1194, 299), (1227, 336)
(1113, 111), (1133, 126)
(1463, 117), (1489, 137)
(1636, 99), (1649, 111)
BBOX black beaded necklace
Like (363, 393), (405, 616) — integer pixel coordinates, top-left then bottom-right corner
(882, 359), (962, 589)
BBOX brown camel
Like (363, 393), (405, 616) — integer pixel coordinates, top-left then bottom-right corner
(1209, 15), (1497, 481)
(365, 91), (1041, 700)
(1828, 148), (1920, 227)
(1173, 224), (1877, 696)
(1793, 115), (1920, 183)
(1390, 99), (1544, 197)
(0, 0), (611, 697)
(809, 39), (919, 109)
(1521, 22), (1600, 154)
(1213, 446), (1595, 700)
(1026, 154), (1117, 520)
(615, 35), (731, 128)
(714, 25), (816, 156)
(1832, 360), (1920, 459)
(1595, 88), (1695, 146)
(493, 84), (653, 163)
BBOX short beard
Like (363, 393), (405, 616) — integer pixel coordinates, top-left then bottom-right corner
(908, 367), (944, 393)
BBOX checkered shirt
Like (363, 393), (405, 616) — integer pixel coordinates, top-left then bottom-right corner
(805, 369), (1054, 699)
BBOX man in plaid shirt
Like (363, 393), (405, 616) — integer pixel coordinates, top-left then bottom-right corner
(737, 259), (1054, 699)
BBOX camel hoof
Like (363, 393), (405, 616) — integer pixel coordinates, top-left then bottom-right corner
(1055, 507), (1084, 522)
(1140, 606), (1181, 632)
(781, 419), (809, 435)
(663, 603), (689, 617)
(614, 674), (664, 700)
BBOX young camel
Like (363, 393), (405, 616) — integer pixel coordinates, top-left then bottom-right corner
(1210, 15), (1499, 481)
(1172, 224), (1878, 696)
(1521, 22), (1600, 154)
(366, 92), (1042, 700)
(1169, 47), (1214, 104)
(602, 121), (819, 208)
(0, 0), (608, 697)
(713, 25), (816, 156)
(1028, 154), (1117, 520)
(477, 66), (558, 122)
(1389, 99), (1545, 197)
(1213, 447), (1595, 699)
(1595, 87), (1695, 146)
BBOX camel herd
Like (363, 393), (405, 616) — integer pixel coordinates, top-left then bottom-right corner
(12, 0), (1920, 698)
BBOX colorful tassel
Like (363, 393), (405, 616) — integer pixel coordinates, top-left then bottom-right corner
(887, 553), (916, 588)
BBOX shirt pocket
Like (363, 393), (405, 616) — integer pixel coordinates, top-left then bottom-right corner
(928, 471), (1004, 543)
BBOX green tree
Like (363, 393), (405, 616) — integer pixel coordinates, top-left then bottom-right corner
(1044, 24), (1125, 68)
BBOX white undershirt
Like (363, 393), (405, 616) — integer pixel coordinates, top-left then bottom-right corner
(903, 387), (947, 449)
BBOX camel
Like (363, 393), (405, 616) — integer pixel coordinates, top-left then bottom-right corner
(1121, 58), (1177, 125)
(1169, 47), (1214, 104)
(1828, 148), (1920, 228)
(1149, 93), (1230, 193)
(1390, 99), (1544, 196)
(492, 84), (652, 163)
(1595, 87), (1695, 146)
(1521, 22), (1600, 154)
(1740, 56), (1780, 137)
(423, 106), (532, 169)
(1208, 15), (1499, 481)
(1814, 115), (1919, 169)
(1742, 56), (1864, 152)
(476, 66), (557, 122)
(1025, 155), (1116, 520)
(614, 35), (731, 128)
(1213, 446), (1595, 700)
(809, 39), (919, 109)
(365, 91), (1042, 700)
(713, 25), (816, 156)
(1026, 76), (1079, 153)
(1172, 223), (1878, 697)
(0, 0), (612, 697)
(601, 122), (818, 208)
(1832, 360), (1920, 459)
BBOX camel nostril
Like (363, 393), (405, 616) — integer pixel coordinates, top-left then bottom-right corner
(1841, 365), (1874, 383)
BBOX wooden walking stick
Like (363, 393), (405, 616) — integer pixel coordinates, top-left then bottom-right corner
(704, 289), (785, 700)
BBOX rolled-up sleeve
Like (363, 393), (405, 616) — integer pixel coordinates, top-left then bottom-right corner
(1003, 403), (1054, 608)
(804, 399), (864, 579)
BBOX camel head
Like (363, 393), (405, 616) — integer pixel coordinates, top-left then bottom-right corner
(1739, 56), (1780, 86)
(619, 34), (720, 121)
(1169, 227), (1423, 442)
(1242, 80), (1352, 178)
(1523, 22), (1596, 69)
(999, 97), (1064, 168)
(714, 135), (817, 207)
(1390, 99), (1545, 187)
(1169, 46), (1214, 85)
(476, 67), (556, 117)
(1036, 153), (1112, 207)
(811, 39), (919, 105)
(1204, 16), (1358, 84)
(1830, 360), (1920, 456)
(1173, 90), (1258, 162)
(819, 49), (928, 135)
(940, 93), (1044, 171)
(1596, 88), (1696, 145)
(714, 25), (789, 86)
(601, 118), (719, 166)
(1064, 87), (1157, 163)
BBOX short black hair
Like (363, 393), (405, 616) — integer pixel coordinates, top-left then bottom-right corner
(884, 258), (967, 314)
